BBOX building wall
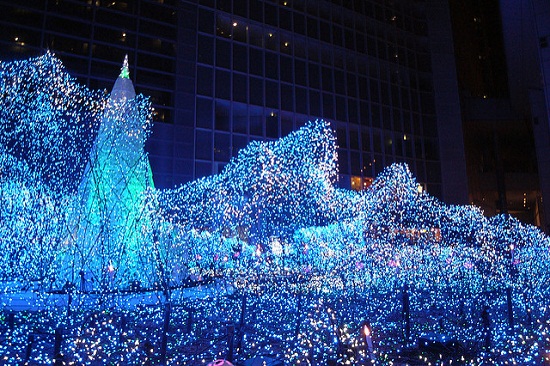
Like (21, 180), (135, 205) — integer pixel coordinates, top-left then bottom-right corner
(448, 0), (548, 228)
(0, 0), (465, 203)
(426, 0), (468, 205)
(499, 0), (550, 230)
(527, 0), (550, 231)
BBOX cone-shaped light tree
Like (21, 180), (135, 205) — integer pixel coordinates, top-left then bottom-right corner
(66, 56), (156, 289)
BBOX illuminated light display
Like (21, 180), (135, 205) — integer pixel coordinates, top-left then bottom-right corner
(0, 54), (549, 364)
(66, 53), (156, 290)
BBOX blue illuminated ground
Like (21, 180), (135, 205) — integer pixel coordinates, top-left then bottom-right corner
(0, 54), (549, 365)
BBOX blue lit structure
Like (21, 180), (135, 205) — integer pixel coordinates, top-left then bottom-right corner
(0, 54), (549, 365)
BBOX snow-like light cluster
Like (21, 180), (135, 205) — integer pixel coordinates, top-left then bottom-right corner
(0, 54), (549, 365)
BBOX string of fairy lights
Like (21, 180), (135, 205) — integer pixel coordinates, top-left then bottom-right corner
(0, 53), (549, 364)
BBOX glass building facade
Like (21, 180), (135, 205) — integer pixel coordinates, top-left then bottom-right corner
(0, 0), (467, 202)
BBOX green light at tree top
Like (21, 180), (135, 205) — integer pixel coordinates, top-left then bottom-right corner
(119, 54), (130, 79)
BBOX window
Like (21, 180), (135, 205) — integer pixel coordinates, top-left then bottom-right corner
(198, 35), (214, 64)
(350, 151), (361, 175)
(347, 73), (357, 97)
(196, 97), (213, 128)
(234, 1), (247, 17)
(359, 101), (369, 125)
(308, 63), (320, 88)
(140, 20), (175, 39)
(361, 131), (371, 151)
(195, 161), (212, 178)
(307, 17), (318, 38)
(266, 112), (279, 138)
(45, 35), (89, 57)
(214, 133), (231, 162)
(266, 80), (280, 109)
(374, 154), (384, 174)
(281, 84), (294, 111)
(322, 93), (334, 119)
(348, 99), (358, 124)
(363, 152), (374, 176)
(233, 43), (248, 72)
(309, 90), (321, 116)
(355, 32), (365, 53)
(280, 8), (292, 30)
(333, 26), (343, 47)
(369, 79), (379, 103)
(140, 2), (175, 23)
(250, 1), (263, 22)
(215, 100), (231, 131)
(382, 106), (392, 130)
(334, 70), (345, 95)
(216, 14), (232, 39)
(232, 103), (248, 134)
(196, 130), (212, 160)
(249, 48), (263, 76)
(294, 38), (307, 59)
(46, 1), (92, 19)
(233, 23), (247, 43)
(296, 87), (307, 114)
(265, 51), (279, 79)
(337, 128), (347, 148)
(280, 38), (292, 55)
(232, 135), (248, 157)
(336, 95), (347, 121)
(47, 16), (91, 38)
(308, 43), (319, 62)
(295, 59), (307, 86)
(320, 21), (331, 43)
(265, 3), (277, 26)
(281, 114), (294, 136)
(265, 30), (278, 51)
(197, 66), (213, 96)
(233, 73), (247, 103)
(293, 13), (305, 35)
(216, 40), (231, 69)
(249, 77), (264, 105)
(373, 130), (382, 153)
(338, 149), (349, 174)
(344, 29), (354, 51)
(215, 69), (231, 99)
(249, 106), (263, 136)
(248, 24), (263, 47)
(280, 56), (293, 83)
(322, 67), (333, 92)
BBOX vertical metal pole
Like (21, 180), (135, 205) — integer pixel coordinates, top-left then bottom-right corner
(403, 284), (410, 342)
(25, 333), (34, 361)
(54, 327), (63, 366)
(481, 306), (491, 349)
(506, 286), (514, 329)
(237, 294), (247, 350)
(295, 292), (302, 339)
(67, 293), (72, 317)
(186, 308), (194, 333)
(160, 302), (171, 365)
(226, 324), (235, 363)
(239, 294), (247, 327)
